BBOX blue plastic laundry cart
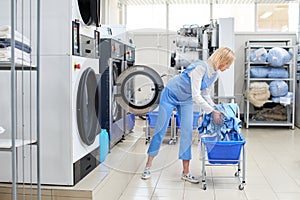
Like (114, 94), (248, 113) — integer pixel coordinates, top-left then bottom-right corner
(145, 111), (202, 145)
(200, 133), (246, 190)
(145, 111), (176, 144)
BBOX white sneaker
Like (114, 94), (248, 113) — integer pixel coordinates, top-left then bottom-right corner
(141, 167), (151, 180)
(181, 173), (199, 184)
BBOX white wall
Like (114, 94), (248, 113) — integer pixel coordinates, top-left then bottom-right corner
(101, 0), (121, 25)
(129, 29), (178, 85)
(218, 18), (235, 97)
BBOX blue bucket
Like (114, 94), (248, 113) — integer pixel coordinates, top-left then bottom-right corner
(202, 133), (245, 164)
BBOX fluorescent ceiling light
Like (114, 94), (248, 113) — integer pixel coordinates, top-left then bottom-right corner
(260, 11), (272, 19)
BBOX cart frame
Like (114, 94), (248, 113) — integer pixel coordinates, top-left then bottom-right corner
(199, 97), (246, 190)
(200, 136), (246, 190)
(145, 112), (177, 145)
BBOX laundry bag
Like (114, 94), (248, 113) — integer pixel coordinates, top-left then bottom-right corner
(267, 47), (293, 67)
(250, 67), (269, 78)
(268, 67), (289, 78)
(269, 80), (288, 97)
(250, 48), (268, 63)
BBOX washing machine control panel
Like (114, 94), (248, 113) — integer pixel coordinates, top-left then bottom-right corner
(125, 45), (135, 65)
(72, 21), (80, 56)
(111, 40), (124, 60)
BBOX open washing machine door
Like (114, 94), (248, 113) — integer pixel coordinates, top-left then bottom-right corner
(77, 0), (100, 27)
(76, 67), (100, 145)
(115, 65), (164, 115)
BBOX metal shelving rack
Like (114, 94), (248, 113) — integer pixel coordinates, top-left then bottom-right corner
(244, 39), (296, 129)
(0, 0), (41, 199)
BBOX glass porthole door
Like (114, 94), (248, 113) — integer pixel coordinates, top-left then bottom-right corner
(115, 65), (164, 115)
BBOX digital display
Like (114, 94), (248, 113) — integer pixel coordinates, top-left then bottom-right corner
(94, 30), (100, 57)
(72, 21), (80, 56)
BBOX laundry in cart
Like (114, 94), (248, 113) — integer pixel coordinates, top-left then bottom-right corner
(198, 103), (246, 190)
(199, 103), (242, 141)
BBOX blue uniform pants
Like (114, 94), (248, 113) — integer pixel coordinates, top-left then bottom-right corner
(147, 88), (193, 160)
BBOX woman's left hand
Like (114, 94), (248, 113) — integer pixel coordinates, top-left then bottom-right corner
(212, 110), (223, 124)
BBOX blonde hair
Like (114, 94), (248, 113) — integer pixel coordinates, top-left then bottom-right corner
(208, 47), (236, 70)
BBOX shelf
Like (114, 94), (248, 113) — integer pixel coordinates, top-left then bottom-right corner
(0, 139), (37, 151)
(247, 78), (294, 81)
(245, 39), (292, 46)
(243, 98), (294, 105)
(244, 39), (295, 129)
(245, 62), (292, 66)
(246, 120), (293, 127)
(0, 61), (36, 71)
(245, 45), (294, 49)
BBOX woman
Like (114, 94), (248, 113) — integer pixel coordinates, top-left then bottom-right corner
(141, 47), (236, 183)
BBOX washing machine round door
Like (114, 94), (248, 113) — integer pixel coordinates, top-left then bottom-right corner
(77, 0), (100, 26)
(77, 67), (99, 145)
(115, 65), (164, 115)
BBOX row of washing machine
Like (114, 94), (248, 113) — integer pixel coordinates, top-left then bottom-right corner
(0, 0), (134, 186)
(0, 0), (165, 187)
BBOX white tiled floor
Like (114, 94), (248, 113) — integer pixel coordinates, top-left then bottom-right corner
(90, 119), (300, 200)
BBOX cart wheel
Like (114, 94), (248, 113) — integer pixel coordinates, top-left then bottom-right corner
(169, 139), (177, 145)
(238, 184), (244, 190)
(202, 184), (207, 190)
(234, 171), (240, 177)
(145, 137), (150, 145)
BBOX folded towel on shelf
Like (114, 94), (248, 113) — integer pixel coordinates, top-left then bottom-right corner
(0, 25), (12, 32)
(247, 82), (270, 107)
(0, 47), (31, 66)
(0, 126), (5, 134)
(0, 25), (31, 46)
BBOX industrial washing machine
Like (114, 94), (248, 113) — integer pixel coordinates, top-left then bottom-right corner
(0, 0), (102, 186)
(37, 0), (102, 185)
(99, 38), (126, 148)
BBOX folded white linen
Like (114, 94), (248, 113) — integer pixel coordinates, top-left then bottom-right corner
(0, 47), (31, 61)
(0, 25), (30, 46)
(0, 57), (32, 66)
(0, 47), (31, 66)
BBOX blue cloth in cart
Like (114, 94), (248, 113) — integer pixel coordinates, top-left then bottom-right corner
(267, 47), (293, 67)
(198, 103), (241, 141)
